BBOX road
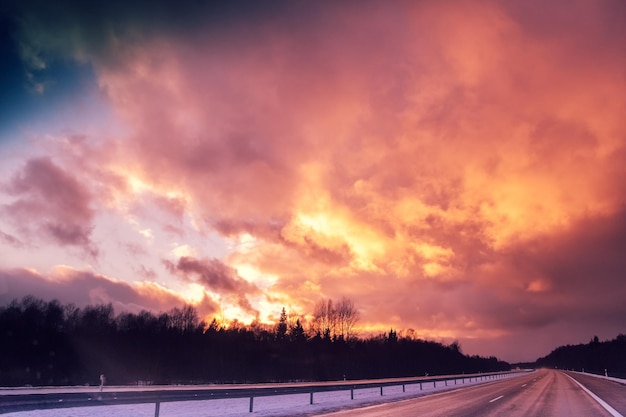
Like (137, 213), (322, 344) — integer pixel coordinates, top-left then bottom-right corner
(319, 369), (626, 417)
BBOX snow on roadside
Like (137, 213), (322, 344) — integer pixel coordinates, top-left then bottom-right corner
(2, 373), (525, 417)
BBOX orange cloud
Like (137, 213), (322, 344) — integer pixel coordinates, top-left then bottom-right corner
(2, 0), (625, 361)
(96, 0), (626, 356)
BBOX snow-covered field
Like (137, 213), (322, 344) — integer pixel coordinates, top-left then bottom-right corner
(2, 373), (524, 417)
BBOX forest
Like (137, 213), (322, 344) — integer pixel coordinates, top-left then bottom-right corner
(0, 296), (510, 386)
(534, 334), (626, 378)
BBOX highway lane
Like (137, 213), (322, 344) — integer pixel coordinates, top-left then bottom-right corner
(566, 371), (626, 415)
(319, 369), (617, 417)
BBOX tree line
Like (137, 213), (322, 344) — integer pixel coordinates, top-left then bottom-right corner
(0, 296), (510, 386)
(534, 334), (626, 378)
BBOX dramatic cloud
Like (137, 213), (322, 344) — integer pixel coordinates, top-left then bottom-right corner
(0, 0), (624, 361)
(2, 157), (97, 257)
(164, 256), (260, 317)
(0, 266), (215, 316)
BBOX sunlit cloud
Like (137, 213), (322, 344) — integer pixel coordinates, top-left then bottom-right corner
(0, 0), (624, 361)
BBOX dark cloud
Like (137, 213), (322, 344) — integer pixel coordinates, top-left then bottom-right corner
(136, 264), (157, 280)
(299, 235), (353, 265)
(442, 208), (626, 333)
(450, 208), (626, 360)
(0, 13), (31, 139)
(2, 157), (97, 256)
(213, 218), (284, 240)
(514, 207), (626, 322)
(0, 266), (215, 316)
(164, 256), (258, 316)
(501, 0), (626, 53)
(8, 0), (308, 72)
(0, 229), (25, 248)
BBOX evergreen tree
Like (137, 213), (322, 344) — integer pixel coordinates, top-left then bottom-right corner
(289, 319), (306, 343)
(276, 307), (288, 341)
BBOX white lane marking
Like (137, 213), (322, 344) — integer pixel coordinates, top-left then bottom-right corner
(565, 374), (623, 417)
(522, 384), (527, 387)
(489, 395), (504, 403)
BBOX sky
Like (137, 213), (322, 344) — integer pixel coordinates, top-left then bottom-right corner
(0, 0), (624, 363)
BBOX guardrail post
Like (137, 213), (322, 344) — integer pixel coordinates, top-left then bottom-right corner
(18, 374), (501, 415)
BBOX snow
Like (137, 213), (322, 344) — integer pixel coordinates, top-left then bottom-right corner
(570, 371), (626, 384)
(2, 373), (525, 416)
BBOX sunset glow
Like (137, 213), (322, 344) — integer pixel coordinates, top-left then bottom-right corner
(1, 0), (624, 362)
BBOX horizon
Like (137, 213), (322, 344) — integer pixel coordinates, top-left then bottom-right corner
(2, 294), (623, 367)
(1, 0), (625, 364)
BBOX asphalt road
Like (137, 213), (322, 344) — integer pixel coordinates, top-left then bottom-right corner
(320, 369), (625, 417)
(566, 371), (626, 415)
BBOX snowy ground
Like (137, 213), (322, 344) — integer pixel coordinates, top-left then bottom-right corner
(2, 373), (526, 417)
(570, 370), (626, 384)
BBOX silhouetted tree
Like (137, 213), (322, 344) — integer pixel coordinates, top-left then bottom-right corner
(535, 334), (626, 378)
(449, 340), (461, 353)
(312, 298), (336, 338)
(289, 319), (306, 343)
(336, 297), (359, 340)
(276, 308), (288, 341)
(0, 296), (513, 386)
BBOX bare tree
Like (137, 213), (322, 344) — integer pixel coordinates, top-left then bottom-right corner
(312, 298), (336, 339)
(167, 304), (200, 334)
(312, 297), (359, 340)
(336, 297), (359, 340)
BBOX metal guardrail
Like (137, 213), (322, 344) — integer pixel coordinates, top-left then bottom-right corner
(569, 370), (626, 385)
(0, 371), (520, 416)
